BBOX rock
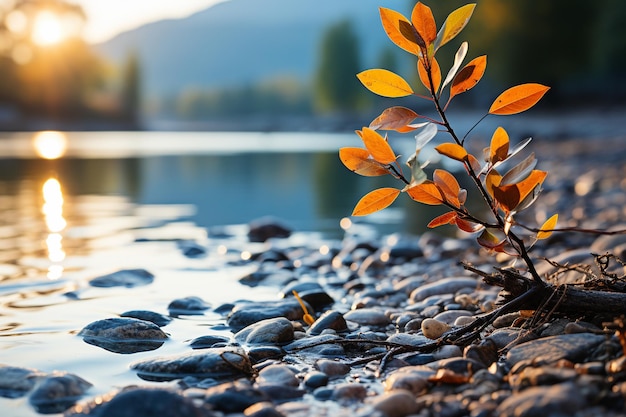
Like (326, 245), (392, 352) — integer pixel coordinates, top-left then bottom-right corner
(303, 371), (329, 389)
(314, 359), (350, 377)
(205, 380), (269, 413)
(0, 365), (42, 398)
(279, 281), (334, 310)
(89, 269), (154, 288)
(256, 364), (299, 387)
(370, 390), (420, 417)
(120, 310), (172, 327)
(421, 318), (451, 339)
(307, 310), (348, 336)
(168, 296), (211, 316)
(496, 382), (586, 417)
(78, 318), (168, 354)
(29, 372), (92, 414)
(343, 308), (391, 326)
(65, 387), (214, 417)
(233, 317), (294, 345)
(330, 382), (368, 404)
(506, 333), (606, 367)
(176, 240), (207, 258)
(227, 299), (307, 332)
(189, 335), (231, 349)
(131, 347), (251, 382)
(248, 217), (292, 243)
(247, 346), (284, 363)
(409, 277), (478, 303)
(243, 402), (286, 417)
(383, 367), (434, 394)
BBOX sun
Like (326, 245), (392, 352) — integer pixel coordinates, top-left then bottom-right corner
(32, 10), (64, 46)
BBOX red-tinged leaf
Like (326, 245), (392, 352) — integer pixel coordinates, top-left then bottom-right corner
(493, 170), (547, 212)
(489, 127), (509, 164)
(450, 55), (487, 100)
(357, 69), (414, 98)
(455, 217), (482, 233)
(352, 187), (401, 216)
(537, 213), (558, 239)
(433, 169), (461, 208)
(427, 211), (457, 228)
(435, 143), (468, 162)
(360, 127), (397, 165)
(406, 181), (444, 205)
(379, 7), (421, 55)
(477, 229), (507, 252)
(370, 106), (420, 131)
(513, 169), (547, 206)
(434, 3), (476, 51)
(339, 147), (388, 176)
(489, 83), (550, 115)
(418, 56), (441, 94)
(467, 153), (482, 174)
(411, 2), (437, 46)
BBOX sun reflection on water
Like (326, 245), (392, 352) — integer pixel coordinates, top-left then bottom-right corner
(42, 178), (66, 279)
(33, 131), (67, 159)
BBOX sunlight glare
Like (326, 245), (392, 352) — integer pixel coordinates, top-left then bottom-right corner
(42, 178), (67, 279)
(33, 131), (68, 159)
(32, 11), (64, 46)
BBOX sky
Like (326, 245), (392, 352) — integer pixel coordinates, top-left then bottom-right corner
(72, 0), (227, 43)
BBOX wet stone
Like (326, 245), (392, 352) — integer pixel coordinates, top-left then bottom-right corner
(0, 365), (42, 398)
(244, 402), (286, 417)
(130, 347), (251, 382)
(120, 310), (172, 327)
(177, 240), (207, 258)
(506, 333), (606, 367)
(248, 217), (292, 243)
(189, 335), (231, 349)
(314, 359), (350, 377)
(89, 268), (154, 288)
(227, 299), (307, 332)
(496, 382), (586, 417)
(370, 390), (421, 417)
(383, 366), (434, 394)
(29, 372), (92, 414)
(204, 380), (269, 413)
(256, 364), (299, 387)
(78, 318), (168, 354)
(343, 308), (391, 326)
(233, 317), (294, 345)
(409, 277), (478, 303)
(168, 296), (211, 316)
(247, 346), (284, 364)
(279, 281), (334, 310)
(303, 371), (329, 389)
(307, 310), (348, 336)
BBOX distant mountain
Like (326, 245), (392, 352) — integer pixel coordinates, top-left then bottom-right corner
(93, 0), (410, 98)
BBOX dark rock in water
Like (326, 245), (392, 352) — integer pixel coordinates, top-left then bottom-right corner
(205, 380), (270, 413)
(227, 299), (307, 332)
(176, 240), (207, 258)
(29, 372), (92, 414)
(248, 217), (292, 243)
(120, 310), (172, 327)
(247, 346), (285, 363)
(307, 310), (348, 336)
(343, 308), (391, 326)
(303, 371), (329, 389)
(89, 269), (154, 288)
(131, 347), (251, 382)
(168, 296), (211, 316)
(189, 335), (231, 349)
(78, 318), (168, 354)
(279, 281), (334, 310)
(239, 269), (294, 288)
(0, 365), (42, 398)
(234, 317), (294, 345)
(65, 387), (215, 417)
(256, 384), (305, 402)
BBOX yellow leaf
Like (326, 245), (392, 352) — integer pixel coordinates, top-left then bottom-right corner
(450, 55), (487, 100)
(406, 181), (444, 205)
(357, 69), (414, 98)
(418, 56), (441, 94)
(434, 3), (476, 51)
(411, 2), (437, 46)
(489, 127), (509, 164)
(360, 127), (397, 165)
(379, 7), (421, 55)
(352, 188), (401, 216)
(485, 169), (502, 199)
(339, 147), (388, 177)
(369, 106), (420, 131)
(537, 214), (558, 239)
(489, 83), (550, 115)
(435, 143), (468, 162)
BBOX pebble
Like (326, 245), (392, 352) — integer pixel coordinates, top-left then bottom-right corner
(307, 310), (348, 335)
(421, 318), (451, 339)
(496, 382), (586, 417)
(314, 359), (350, 377)
(370, 390), (421, 417)
(189, 335), (231, 349)
(204, 380), (269, 413)
(0, 365), (42, 398)
(256, 364), (299, 387)
(234, 317), (294, 345)
(168, 296), (211, 316)
(120, 310), (172, 327)
(78, 317), (168, 354)
(89, 268), (154, 288)
(343, 308), (391, 326)
(410, 277), (479, 303)
(506, 333), (606, 367)
(248, 216), (292, 242)
(227, 299), (307, 332)
(29, 372), (92, 414)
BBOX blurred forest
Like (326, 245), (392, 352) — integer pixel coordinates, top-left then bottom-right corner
(0, 0), (625, 130)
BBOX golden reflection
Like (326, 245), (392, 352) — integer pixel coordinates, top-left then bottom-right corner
(33, 131), (68, 159)
(42, 178), (66, 279)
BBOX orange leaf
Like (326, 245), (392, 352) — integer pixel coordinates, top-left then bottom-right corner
(379, 7), (421, 55)
(339, 147), (388, 177)
(466, 153), (482, 174)
(357, 69), (414, 98)
(411, 2), (437, 46)
(455, 217), (481, 233)
(489, 83), (550, 115)
(352, 188), (401, 216)
(433, 169), (461, 208)
(435, 143), (468, 162)
(493, 170), (547, 212)
(434, 3), (476, 51)
(427, 211), (457, 228)
(360, 127), (397, 165)
(418, 56), (441, 94)
(489, 127), (509, 164)
(485, 169), (502, 199)
(370, 106), (420, 131)
(477, 229), (507, 252)
(537, 213), (558, 240)
(406, 181), (444, 205)
(450, 55), (486, 100)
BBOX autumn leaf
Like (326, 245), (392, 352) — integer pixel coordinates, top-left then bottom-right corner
(379, 7), (421, 55)
(369, 106), (420, 131)
(428, 211), (457, 228)
(489, 127), (509, 164)
(357, 69), (414, 98)
(339, 147), (388, 176)
(434, 3), (476, 51)
(485, 169), (502, 199)
(433, 169), (461, 208)
(359, 127), (397, 165)
(441, 42), (468, 93)
(537, 213), (558, 239)
(418, 56), (441, 94)
(493, 170), (547, 212)
(411, 2), (437, 46)
(499, 153), (537, 186)
(489, 83), (550, 115)
(477, 229), (507, 252)
(352, 187), (401, 216)
(406, 181), (444, 205)
(450, 55), (487, 100)
(435, 143), (468, 162)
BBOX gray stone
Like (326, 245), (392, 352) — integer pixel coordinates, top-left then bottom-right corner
(343, 308), (391, 326)
(0, 365), (42, 398)
(89, 269), (154, 288)
(256, 364), (299, 387)
(371, 390), (420, 417)
(227, 299), (306, 332)
(307, 310), (348, 336)
(410, 277), (478, 303)
(29, 372), (92, 414)
(506, 333), (605, 367)
(78, 318), (168, 354)
(168, 296), (210, 316)
(496, 382), (586, 417)
(234, 317), (294, 345)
